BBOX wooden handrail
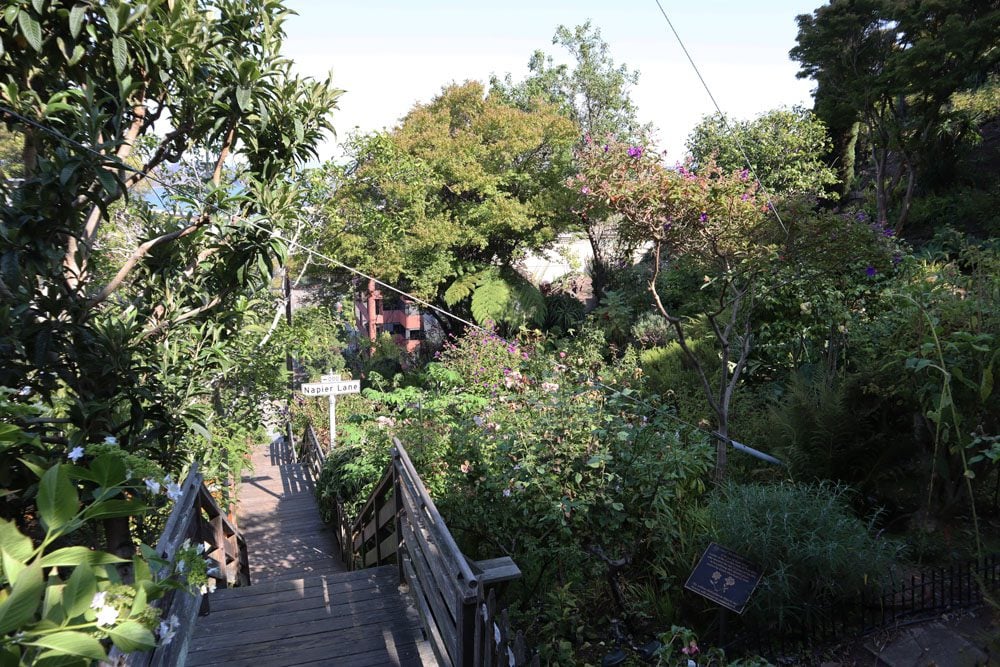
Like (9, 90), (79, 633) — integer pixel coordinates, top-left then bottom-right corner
(296, 417), (536, 665)
(393, 438), (480, 591)
(108, 464), (250, 666)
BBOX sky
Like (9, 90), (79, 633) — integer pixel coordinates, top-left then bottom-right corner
(281, 1), (822, 163)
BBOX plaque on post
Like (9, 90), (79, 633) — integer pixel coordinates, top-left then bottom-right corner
(683, 543), (763, 614)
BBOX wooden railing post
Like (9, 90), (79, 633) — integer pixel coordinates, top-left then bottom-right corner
(393, 447), (405, 585)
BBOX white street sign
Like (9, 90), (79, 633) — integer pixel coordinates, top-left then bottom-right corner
(300, 378), (360, 451)
(300, 380), (360, 396)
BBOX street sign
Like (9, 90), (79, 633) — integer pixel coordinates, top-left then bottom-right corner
(300, 380), (360, 396)
(299, 378), (361, 451)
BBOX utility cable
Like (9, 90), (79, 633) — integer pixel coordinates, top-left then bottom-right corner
(0, 104), (783, 465)
(652, 0), (788, 236)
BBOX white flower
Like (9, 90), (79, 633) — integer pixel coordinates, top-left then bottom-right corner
(177, 559), (187, 574)
(103, 435), (118, 445)
(502, 488), (512, 497)
(164, 476), (182, 501)
(540, 382), (559, 393)
(96, 605), (119, 627)
(90, 591), (107, 610)
(144, 478), (161, 494)
(375, 415), (395, 428)
(158, 615), (180, 644)
(200, 579), (217, 594)
(67, 446), (85, 463)
(18, 386), (31, 397)
(472, 415), (485, 428)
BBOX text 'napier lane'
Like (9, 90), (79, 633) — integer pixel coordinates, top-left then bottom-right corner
(300, 380), (361, 396)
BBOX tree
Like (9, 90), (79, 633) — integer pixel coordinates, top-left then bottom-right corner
(790, 0), (1000, 230)
(0, 0), (340, 521)
(571, 140), (778, 480)
(327, 81), (578, 333)
(686, 107), (838, 199)
(492, 22), (650, 295)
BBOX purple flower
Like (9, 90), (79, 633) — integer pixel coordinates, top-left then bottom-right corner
(627, 146), (643, 158)
(865, 265), (877, 277)
(892, 253), (902, 266)
(882, 227), (895, 238)
(699, 212), (708, 223)
(581, 186), (590, 194)
(603, 144), (609, 153)
(739, 168), (749, 180)
(741, 193), (750, 201)
(855, 211), (868, 222)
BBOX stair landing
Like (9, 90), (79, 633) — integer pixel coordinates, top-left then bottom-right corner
(185, 437), (436, 666)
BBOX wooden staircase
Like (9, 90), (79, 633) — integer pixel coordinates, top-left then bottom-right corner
(184, 437), (437, 666)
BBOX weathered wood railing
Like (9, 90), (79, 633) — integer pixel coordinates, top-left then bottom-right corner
(109, 464), (250, 666)
(349, 437), (537, 667)
(300, 423), (354, 564)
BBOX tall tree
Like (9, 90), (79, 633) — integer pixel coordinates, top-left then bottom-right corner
(1, 0), (341, 465)
(572, 140), (778, 481)
(492, 22), (650, 295)
(791, 0), (1000, 230)
(686, 107), (839, 200)
(327, 81), (578, 333)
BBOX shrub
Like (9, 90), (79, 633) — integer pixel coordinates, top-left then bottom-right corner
(707, 482), (900, 629)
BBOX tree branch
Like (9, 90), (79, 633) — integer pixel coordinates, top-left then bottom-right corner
(87, 214), (210, 307)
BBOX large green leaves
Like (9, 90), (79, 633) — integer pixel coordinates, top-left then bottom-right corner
(0, 561), (43, 635)
(25, 631), (106, 662)
(37, 465), (78, 533)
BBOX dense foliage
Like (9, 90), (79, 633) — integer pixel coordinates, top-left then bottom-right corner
(1, 0), (340, 661)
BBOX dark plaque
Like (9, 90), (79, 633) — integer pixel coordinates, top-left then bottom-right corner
(683, 543), (763, 614)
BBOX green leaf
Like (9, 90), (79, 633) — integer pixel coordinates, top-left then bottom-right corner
(0, 519), (34, 562)
(0, 560), (43, 635)
(1, 549), (26, 584)
(37, 465), (79, 533)
(235, 86), (251, 111)
(0, 645), (20, 667)
(981, 364), (994, 402)
(61, 564), (96, 620)
(96, 169), (118, 195)
(102, 4), (119, 33)
(17, 11), (42, 51)
(107, 621), (156, 653)
(68, 4), (85, 39)
(90, 454), (126, 488)
(83, 499), (147, 521)
(41, 580), (65, 624)
(0, 424), (20, 442)
(112, 36), (127, 75)
(38, 547), (127, 568)
(25, 631), (106, 661)
(31, 0), (45, 13)
(443, 271), (481, 306)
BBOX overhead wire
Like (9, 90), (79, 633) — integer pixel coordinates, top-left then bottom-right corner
(0, 104), (784, 465)
(652, 0), (788, 236)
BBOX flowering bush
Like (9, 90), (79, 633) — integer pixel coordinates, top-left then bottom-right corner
(314, 334), (715, 659)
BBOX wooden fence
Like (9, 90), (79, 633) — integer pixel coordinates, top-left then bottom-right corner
(107, 465), (250, 667)
(304, 423), (538, 667)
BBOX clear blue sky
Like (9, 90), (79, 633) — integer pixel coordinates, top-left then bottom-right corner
(282, 1), (822, 162)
